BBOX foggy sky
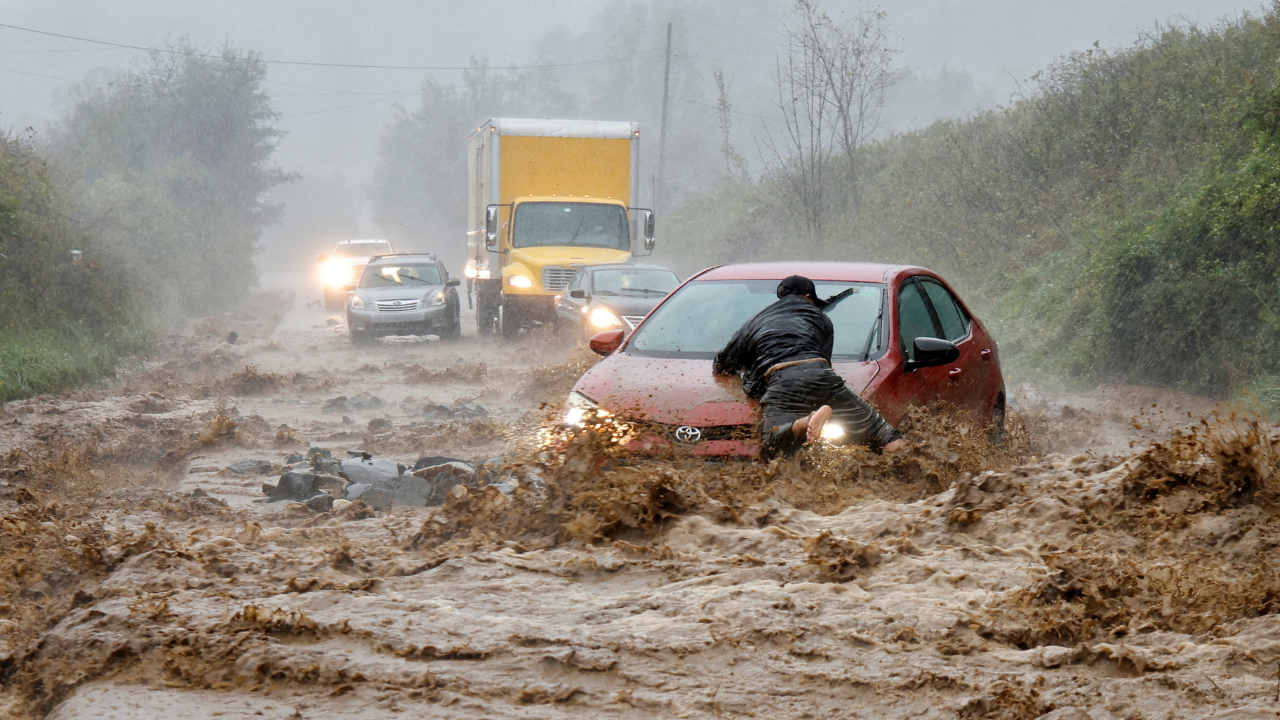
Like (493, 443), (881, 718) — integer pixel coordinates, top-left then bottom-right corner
(0, 0), (1266, 236)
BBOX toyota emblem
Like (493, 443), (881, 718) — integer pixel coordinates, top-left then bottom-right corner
(673, 426), (703, 443)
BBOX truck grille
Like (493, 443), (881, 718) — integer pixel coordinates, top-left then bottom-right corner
(542, 266), (577, 292)
(376, 299), (420, 312)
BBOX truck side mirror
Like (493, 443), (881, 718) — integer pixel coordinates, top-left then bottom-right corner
(643, 209), (655, 242)
(485, 205), (500, 249)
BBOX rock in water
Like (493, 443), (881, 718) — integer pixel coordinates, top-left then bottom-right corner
(267, 470), (318, 502)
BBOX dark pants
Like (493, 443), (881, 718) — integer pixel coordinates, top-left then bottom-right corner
(759, 364), (900, 459)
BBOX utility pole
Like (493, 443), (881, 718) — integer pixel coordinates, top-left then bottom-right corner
(656, 21), (672, 213)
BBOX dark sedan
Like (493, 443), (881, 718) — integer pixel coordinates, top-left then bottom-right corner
(555, 264), (680, 336)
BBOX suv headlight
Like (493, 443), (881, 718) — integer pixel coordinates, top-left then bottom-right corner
(589, 308), (621, 328)
(429, 291), (446, 306)
(562, 391), (599, 427)
(350, 294), (374, 310)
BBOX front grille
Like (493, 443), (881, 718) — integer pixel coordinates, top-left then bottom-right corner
(376, 298), (420, 312)
(621, 315), (645, 330)
(542, 266), (577, 292)
(635, 421), (753, 444)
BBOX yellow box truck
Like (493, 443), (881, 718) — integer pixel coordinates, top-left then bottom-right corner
(464, 118), (655, 337)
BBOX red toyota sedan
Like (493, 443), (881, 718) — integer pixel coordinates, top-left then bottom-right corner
(564, 262), (1005, 456)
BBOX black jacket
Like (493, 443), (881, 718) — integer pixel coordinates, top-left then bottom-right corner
(713, 295), (833, 398)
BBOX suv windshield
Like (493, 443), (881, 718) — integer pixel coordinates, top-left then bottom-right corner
(335, 242), (392, 258)
(514, 202), (629, 251)
(628, 279), (884, 360)
(360, 263), (442, 288)
(593, 268), (679, 296)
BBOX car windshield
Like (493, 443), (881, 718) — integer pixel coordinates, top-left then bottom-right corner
(360, 263), (441, 288)
(592, 268), (679, 296)
(335, 242), (391, 258)
(627, 279), (884, 360)
(514, 202), (629, 251)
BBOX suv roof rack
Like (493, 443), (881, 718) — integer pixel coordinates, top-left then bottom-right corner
(368, 252), (437, 261)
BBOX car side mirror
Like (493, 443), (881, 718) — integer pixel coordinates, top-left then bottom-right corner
(906, 337), (960, 371)
(446, 278), (461, 287)
(485, 205), (500, 249)
(569, 289), (587, 299)
(317, 254), (329, 262)
(589, 329), (625, 356)
(342, 282), (357, 293)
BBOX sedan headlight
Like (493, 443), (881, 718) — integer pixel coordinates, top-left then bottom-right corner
(821, 422), (846, 442)
(562, 391), (599, 427)
(589, 308), (621, 328)
(507, 274), (533, 288)
(349, 294), (374, 310)
(429, 291), (446, 306)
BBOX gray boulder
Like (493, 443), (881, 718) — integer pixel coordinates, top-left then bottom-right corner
(227, 459), (272, 475)
(266, 470), (319, 503)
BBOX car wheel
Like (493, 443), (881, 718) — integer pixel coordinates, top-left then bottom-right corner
(988, 395), (1007, 444)
(350, 329), (373, 346)
(498, 303), (520, 339)
(441, 310), (462, 340)
(323, 289), (344, 312)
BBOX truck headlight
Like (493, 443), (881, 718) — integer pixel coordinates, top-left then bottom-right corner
(429, 291), (446, 306)
(350, 294), (374, 310)
(589, 308), (621, 328)
(562, 391), (599, 427)
(508, 274), (532, 288)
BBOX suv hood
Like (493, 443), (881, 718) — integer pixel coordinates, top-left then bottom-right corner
(593, 294), (667, 318)
(574, 353), (881, 426)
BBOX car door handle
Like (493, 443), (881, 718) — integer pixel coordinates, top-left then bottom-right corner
(981, 349), (992, 360)
(949, 367), (963, 378)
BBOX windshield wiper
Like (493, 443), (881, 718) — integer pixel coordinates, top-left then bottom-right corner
(821, 287), (857, 312)
(566, 216), (586, 245)
(594, 289), (619, 296)
(394, 275), (431, 285)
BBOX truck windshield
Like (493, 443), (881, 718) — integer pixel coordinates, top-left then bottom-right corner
(514, 202), (629, 251)
(627, 279), (884, 360)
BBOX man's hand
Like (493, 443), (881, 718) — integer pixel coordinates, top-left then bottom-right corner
(882, 439), (905, 454)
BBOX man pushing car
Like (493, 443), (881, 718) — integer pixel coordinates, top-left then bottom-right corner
(713, 275), (905, 459)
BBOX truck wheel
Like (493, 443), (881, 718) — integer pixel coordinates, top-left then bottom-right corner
(476, 296), (496, 335)
(498, 304), (521, 339)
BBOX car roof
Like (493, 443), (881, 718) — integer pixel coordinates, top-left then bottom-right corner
(582, 263), (676, 273)
(693, 261), (914, 283)
(337, 239), (391, 245)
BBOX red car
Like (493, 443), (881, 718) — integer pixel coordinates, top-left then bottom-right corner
(565, 262), (1005, 456)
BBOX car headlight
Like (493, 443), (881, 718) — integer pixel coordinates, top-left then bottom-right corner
(429, 291), (446, 306)
(589, 308), (621, 328)
(821, 422), (845, 442)
(320, 261), (353, 288)
(562, 391), (599, 427)
(349, 294), (374, 310)
(507, 274), (533, 288)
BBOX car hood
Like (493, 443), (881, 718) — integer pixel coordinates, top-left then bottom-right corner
(594, 294), (667, 317)
(355, 284), (443, 301)
(574, 352), (881, 426)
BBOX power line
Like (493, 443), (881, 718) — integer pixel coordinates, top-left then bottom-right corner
(0, 21), (650, 71)
(276, 93), (419, 120)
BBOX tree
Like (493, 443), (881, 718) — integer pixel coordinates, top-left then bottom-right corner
(761, 1), (899, 236)
(54, 40), (290, 325)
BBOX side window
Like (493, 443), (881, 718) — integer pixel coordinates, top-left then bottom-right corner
(898, 281), (939, 360)
(569, 271), (586, 293)
(920, 280), (969, 341)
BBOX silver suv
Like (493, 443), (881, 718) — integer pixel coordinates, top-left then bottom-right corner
(345, 254), (462, 344)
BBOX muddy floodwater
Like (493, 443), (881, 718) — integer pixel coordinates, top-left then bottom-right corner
(5, 290), (1280, 720)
